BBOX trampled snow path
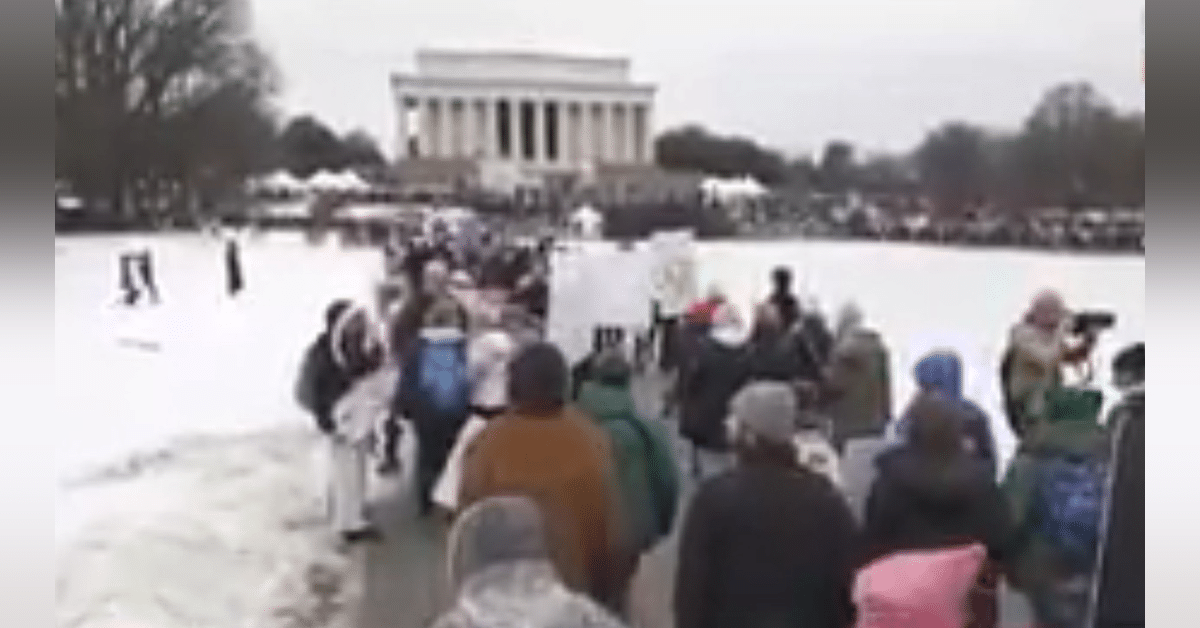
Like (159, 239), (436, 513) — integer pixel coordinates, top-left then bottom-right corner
(55, 234), (1145, 628)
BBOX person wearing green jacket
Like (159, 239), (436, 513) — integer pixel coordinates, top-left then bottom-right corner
(575, 349), (682, 559)
(1001, 386), (1109, 628)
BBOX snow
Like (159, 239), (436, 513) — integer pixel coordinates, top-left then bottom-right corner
(55, 233), (1143, 627)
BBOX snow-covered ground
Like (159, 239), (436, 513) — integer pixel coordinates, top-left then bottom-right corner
(55, 233), (1144, 628)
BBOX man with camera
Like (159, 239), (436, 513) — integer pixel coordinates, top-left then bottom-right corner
(1001, 290), (1111, 439)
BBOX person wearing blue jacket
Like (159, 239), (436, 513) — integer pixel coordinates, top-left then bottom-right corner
(893, 350), (998, 480)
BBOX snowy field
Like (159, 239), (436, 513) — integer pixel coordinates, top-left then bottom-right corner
(55, 234), (1144, 628)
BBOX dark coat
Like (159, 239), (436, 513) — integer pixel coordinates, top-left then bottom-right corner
(678, 335), (750, 451)
(1091, 391), (1144, 628)
(863, 448), (1014, 567)
(674, 464), (858, 628)
(745, 329), (805, 383)
(294, 333), (354, 434)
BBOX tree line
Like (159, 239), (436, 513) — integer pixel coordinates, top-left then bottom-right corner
(655, 82), (1144, 215)
(56, 0), (385, 221)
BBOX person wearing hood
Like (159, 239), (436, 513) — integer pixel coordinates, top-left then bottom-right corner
(1002, 387), (1109, 628)
(459, 342), (628, 612)
(861, 391), (1013, 628)
(432, 495), (629, 628)
(1003, 289), (1097, 439)
(894, 350), (998, 480)
(296, 300), (394, 542)
(821, 302), (892, 453)
(430, 307), (519, 516)
(1089, 342), (1144, 628)
(395, 298), (473, 516)
(575, 348), (681, 610)
(678, 302), (752, 479)
(674, 382), (859, 628)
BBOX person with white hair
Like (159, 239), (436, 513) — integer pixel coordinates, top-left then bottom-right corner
(820, 301), (892, 453)
(431, 495), (629, 628)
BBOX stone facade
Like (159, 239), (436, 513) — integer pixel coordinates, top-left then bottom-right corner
(392, 49), (656, 195)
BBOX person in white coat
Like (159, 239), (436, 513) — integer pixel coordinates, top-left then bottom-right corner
(432, 307), (519, 516)
(325, 303), (395, 542)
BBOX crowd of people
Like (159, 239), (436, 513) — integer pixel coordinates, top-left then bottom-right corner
(292, 228), (1144, 628)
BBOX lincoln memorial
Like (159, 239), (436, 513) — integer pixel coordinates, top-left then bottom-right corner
(391, 49), (657, 194)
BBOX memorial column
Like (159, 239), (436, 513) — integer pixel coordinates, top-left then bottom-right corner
(395, 92), (410, 159)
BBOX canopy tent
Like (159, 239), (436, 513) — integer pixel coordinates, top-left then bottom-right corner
(699, 176), (768, 202)
(249, 170), (307, 194)
(305, 169), (345, 191)
(335, 170), (372, 193)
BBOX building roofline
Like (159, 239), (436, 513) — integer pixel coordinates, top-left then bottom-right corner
(415, 48), (631, 67)
(391, 73), (656, 95)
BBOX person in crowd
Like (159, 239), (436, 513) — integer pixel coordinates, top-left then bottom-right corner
(793, 381), (844, 491)
(459, 342), (628, 613)
(223, 226), (244, 298)
(795, 293), (834, 370)
(893, 350), (998, 480)
(678, 303), (751, 479)
(431, 495), (630, 628)
(575, 348), (681, 608)
(1002, 387), (1109, 628)
(1089, 342), (1144, 628)
(390, 258), (469, 358)
(674, 382), (858, 628)
(745, 302), (804, 383)
(1002, 289), (1097, 439)
(395, 299), (473, 516)
(766, 266), (801, 330)
(683, 284), (726, 330)
(821, 302), (892, 453)
(295, 300), (393, 542)
(430, 307), (519, 516)
(861, 391), (1013, 628)
(510, 261), (549, 322)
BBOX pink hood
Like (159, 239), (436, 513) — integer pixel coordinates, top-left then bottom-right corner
(853, 543), (985, 628)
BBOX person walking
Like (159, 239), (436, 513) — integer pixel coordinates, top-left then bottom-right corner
(395, 299), (473, 517)
(1003, 387), (1110, 628)
(678, 303), (751, 479)
(821, 302), (892, 453)
(431, 495), (630, 628)
(459, 342), (628, 613)
(860, 392), (1013, 628)
(674, 382), (859, 628)
(1089, 342), (1144, 628)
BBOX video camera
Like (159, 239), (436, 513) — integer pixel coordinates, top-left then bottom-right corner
(1070, 310), (1117, 335)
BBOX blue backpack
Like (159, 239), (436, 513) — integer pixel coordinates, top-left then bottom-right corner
(1034, 456), (1107, 570)
(416, 338), (470, 418)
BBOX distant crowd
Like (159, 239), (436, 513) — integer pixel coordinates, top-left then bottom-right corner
(293, 226), (1144, 628)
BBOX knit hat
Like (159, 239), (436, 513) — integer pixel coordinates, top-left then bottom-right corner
(445, 495), (549, 594)
(508, 342), (568, 414)
(728, 381), (798, 445)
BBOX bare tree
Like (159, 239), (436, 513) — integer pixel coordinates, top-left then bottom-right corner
(57, 0), (277, 222)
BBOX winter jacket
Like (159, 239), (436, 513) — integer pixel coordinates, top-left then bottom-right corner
(823, 328), (893, 451)
(295, 332), (352, 434)
(1090, 389), (1144, 628)
(390, 292), (468, 358)
(468, 329), (516, 410)
(1002, 387), (1109, 594)
(768, 290), (801, 331)
(745, 330), (805, 383)
(459, 407), (628, 604)
(429, 562), (630, 628)
(331, 366), (398, 445)
(678, 334), (751, 451)
(576, 381), (680, 554)
(862, 447), (1013, 568)
(853, 543), (987, 628)
(1005, 321), (1071, 430)
(674, 464), (859, 628)
(896, 352), (998, 480)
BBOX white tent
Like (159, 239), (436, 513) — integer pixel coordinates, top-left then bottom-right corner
(700, 176), (768, 202)
(306, 169), (347, 192)
(568, 205), (604, 239)
(335, 170), (372, 193)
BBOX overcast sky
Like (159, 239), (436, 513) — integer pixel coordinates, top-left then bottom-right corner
(250, 0), (1143, 159)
